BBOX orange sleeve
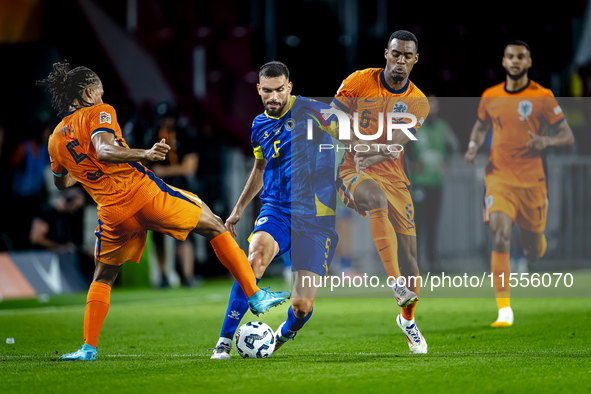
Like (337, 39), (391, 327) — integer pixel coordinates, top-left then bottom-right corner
(408, 97), (430, 132)
(48, 139), (66, 177)
(332, 71), (362, 112)
(477, 94), (490, 122)
(540, 92), (565, 126)
(88, 104), (119, 140)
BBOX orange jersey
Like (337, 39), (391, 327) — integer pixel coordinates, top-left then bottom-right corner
(333, 68), (430, 187)
(48, 104), (157, 227)
(477, 80), (565, 189)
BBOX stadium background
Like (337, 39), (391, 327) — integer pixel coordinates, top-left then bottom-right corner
(0, 0), (590, 294)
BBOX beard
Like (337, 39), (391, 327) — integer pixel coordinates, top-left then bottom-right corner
(505, 67), (528, 81)
(265, 98), (288, 116)
(391, 71), (407, 82)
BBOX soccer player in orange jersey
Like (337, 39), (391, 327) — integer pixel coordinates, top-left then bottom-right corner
(465, 41), (574, 327)
(332, 30), (430, 353)
(37, 62), (290, 361)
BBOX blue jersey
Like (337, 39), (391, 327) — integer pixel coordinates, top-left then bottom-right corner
(251, 95), (336, 217)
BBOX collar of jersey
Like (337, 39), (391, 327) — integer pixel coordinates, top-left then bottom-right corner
(63, 108), (81, 118)
(380, 70), (410, 94)
(264, 95), (296, 119)
(503, 78), (531, 94)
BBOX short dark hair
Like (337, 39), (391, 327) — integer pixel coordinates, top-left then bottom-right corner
(36, 61), (100, 117)
(387, 30), (418, 53)
(259, 61), (290, 81)
(507, 40), (531, 54)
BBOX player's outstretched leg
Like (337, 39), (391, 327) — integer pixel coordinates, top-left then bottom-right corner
(192, 204), (290, 317)
(211, 231), (280, 359)
(396, 233), (427, 353)
(489, 212), (513, 327)
(274, 270), (319, 353)
(60, 261), (120, 361)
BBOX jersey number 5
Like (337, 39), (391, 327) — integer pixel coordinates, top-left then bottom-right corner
(67, 139), (89, 164)
(66, 139), (104, 181)
(272, 140), (281, 158)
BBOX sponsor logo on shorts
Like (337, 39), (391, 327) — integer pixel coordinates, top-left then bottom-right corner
(257, 217), (269, 226)
(350, 175), (359, 186)
(99, 111), (111, 124)
(486, 195), (494, 209)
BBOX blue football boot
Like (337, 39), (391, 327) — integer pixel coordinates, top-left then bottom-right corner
(247, 287), (291, 317)
(59, 344), (98, 361)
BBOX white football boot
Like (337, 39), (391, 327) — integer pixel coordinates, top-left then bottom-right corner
(397, 314), (428, 354)
(273, 322), (296, 353)
(210, 338), (232, 359)
(491, 306), (514, 327)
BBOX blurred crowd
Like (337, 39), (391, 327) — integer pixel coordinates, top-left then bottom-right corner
(0, 101), (229, 287)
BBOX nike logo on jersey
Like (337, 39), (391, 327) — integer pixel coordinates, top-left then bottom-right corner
(379, 246), (389, 252)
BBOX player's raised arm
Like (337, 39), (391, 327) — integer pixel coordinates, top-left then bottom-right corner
(465, 118), (491, 165)
(225, 158), (266, 237)
(92, 133), (170, 163)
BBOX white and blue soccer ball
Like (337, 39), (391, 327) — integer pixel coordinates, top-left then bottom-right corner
(235, 321), (276, 358)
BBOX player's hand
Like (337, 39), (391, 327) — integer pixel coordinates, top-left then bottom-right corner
(225, 212), (241, 238)
(464, 147), (477, 165)
(145, 139), (171, 161)
(355, 152), (390, 175)
(526, 130), (549, 151)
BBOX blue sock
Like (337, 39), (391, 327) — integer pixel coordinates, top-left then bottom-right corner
(220, 278), (260, 339)
(281, 307), (313, 337)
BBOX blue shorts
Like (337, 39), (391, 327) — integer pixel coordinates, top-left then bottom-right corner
(252, 205), (338, 276)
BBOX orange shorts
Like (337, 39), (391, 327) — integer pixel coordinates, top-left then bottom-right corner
(338, 166), (416, 236)
(483, 183), (547, 233)
(94, 184), (203, 266)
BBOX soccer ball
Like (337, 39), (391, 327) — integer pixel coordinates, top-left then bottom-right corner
(235, 321), (276, 358)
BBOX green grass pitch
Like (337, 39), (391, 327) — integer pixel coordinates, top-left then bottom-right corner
(1, 278), (590, 394)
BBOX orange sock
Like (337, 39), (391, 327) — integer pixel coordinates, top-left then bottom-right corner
(401, 270), (420, 320)
(83, 282), (111, 348)
(491, 251), (510, 309)
(369, 209), (400, 278)
(211, 232), (259, 297)
(538, 234), (547, 259)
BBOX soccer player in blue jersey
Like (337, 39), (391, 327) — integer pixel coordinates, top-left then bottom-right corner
(210, 61), (340, 358)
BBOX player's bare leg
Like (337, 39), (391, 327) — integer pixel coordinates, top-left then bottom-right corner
(274, 270), (320, 353)
(192, 203), (289, 315)
(249, 231), (280, 278)
(489, 212), (514, 327)
(396, 233), (427, 353)
(59, 260), (121, 361)
(520, 228), (547, 263)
